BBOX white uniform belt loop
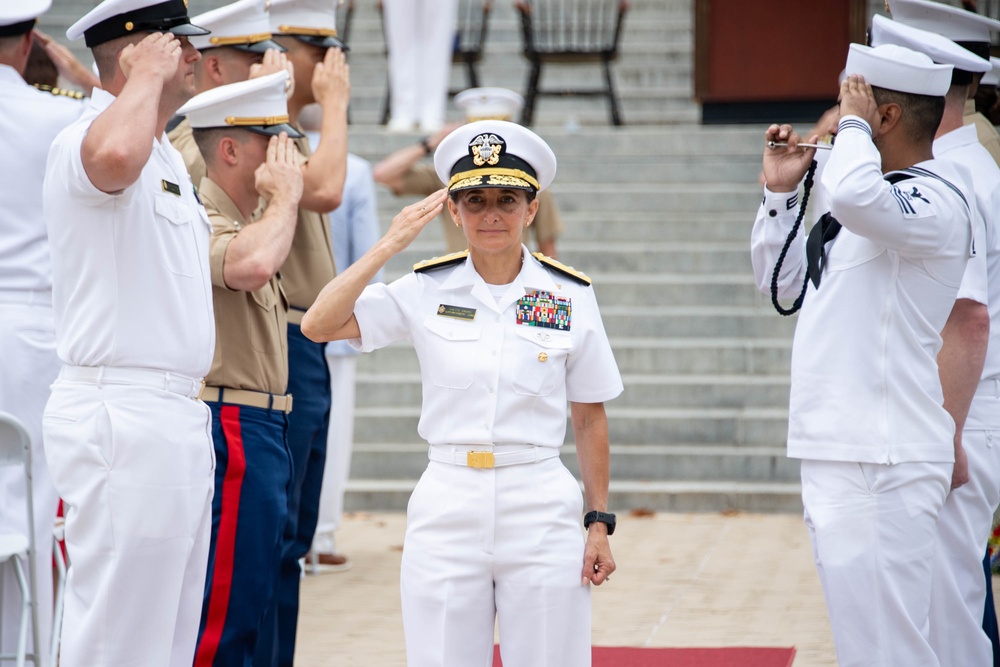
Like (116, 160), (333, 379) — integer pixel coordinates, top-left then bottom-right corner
(58, 365), (204, 399)
(0, 289), (52, 306)
(427, 444), (560, 468)
(975, 377), (1000, 399)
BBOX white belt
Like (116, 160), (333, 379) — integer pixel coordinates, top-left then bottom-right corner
(58, 365), (204, 399)
(0, 289), (51, 306)
(975, 378), (1000, 398)
(428, 444), (560, 469)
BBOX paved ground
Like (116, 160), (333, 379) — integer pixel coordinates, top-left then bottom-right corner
(295, 511), (840, 666)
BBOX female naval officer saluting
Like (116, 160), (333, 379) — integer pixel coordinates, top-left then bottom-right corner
(301, 120), (623, 666)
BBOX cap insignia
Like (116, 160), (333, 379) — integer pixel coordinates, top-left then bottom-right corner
(469, 133), (503, 167)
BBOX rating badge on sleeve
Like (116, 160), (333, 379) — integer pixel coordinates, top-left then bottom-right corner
(516, 290), (571, 331)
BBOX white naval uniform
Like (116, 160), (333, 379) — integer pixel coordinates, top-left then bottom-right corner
(42, 88), (216, 667)
(382, 0), (459, 130)
(928, 124), (1000, 667)
(350, 246), (623, 667)
(751, 115), (974, 667)
(0, 63), (85, 667)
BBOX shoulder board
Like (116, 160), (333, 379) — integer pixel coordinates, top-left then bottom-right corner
(531, 252), (591, 286)
(413, 250), (469, 273)
(33, 84), (85, 100)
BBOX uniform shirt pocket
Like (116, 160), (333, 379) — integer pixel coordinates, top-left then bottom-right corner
(511, 326), (572, 397)
(422, 316), (483, 389)
(249, 284), (280, 354)
(154, 194), (198, 277)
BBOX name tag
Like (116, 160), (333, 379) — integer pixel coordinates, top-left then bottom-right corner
(161, 179), (182, 196)
(437, 304), (476, 321)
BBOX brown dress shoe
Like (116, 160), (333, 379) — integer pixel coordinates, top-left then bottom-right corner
(306, 551), (352, 574)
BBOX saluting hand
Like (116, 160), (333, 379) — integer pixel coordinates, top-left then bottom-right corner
(582, 526), (616, 587)
(761, 124), (818, 194)
(119, 32), (182, 84)
(255, 133), (304, 206)
(839, 74), (881, 134)
(382, 189), (448, 255)
(312, 47), (350, 111)
(250, 49), (296, 99)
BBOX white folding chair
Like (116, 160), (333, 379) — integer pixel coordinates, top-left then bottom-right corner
(50, 517), (66, 667)
(0, 411), (40, 667)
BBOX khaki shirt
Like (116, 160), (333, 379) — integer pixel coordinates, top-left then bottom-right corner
(402, 163), (565, 254)
(279, 134), (337, 310)
(964, 98), (1000, 169)
(167, 117), (207, 191)
(202, 178), (289, 394)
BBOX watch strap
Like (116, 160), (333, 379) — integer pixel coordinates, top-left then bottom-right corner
(583, 510), (616, 535)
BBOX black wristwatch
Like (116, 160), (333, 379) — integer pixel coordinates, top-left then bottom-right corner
(583, 511), (616, 536)
(419, 137), (433, 155)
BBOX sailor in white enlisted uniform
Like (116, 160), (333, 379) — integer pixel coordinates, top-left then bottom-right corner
(41, 1), (216, 665)
(874, 10), (1000, 666)
(751, 44), (975, 667)
(301, 120), (623, 667)
(0, 1), (88, 663)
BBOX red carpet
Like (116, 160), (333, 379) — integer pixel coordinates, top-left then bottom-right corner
(492, 646), (796, 666)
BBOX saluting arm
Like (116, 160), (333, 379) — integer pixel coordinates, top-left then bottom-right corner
(223, 134), (304, 292)
(301, 189), (449, 343)
(82, 33), (179, 194)
(298, 48), (349, 213)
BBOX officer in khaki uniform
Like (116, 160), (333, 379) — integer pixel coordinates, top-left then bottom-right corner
(177, 71), (304, 666)
(167, 0), (290, 187)
(373, 87), (565, 257)
(256, 1), (350, 664)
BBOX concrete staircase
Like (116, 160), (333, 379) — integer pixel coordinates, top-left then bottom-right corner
(39, 0), (803, 511)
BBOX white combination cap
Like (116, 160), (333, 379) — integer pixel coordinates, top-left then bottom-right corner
(455, 87), (525, 122)
(177, 70), (302, 138)
(870, 15), (990, 73)
(887, 0), (1000, 44)
(983, 57), (1000, 86)
(844, 43), (952, 96)
(0, 0), (50, 35)
(434, 120), (557, 194)
(269, 0), (346, 51)
(189, 0), (284, 53)
(67, 0), (209, 48)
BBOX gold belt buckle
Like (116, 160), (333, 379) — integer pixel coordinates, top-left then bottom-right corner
(466, 451), (495, 469)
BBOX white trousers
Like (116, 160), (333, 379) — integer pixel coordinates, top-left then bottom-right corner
(0, 303), (60, 667)
(383, 0), (459, 128)
(928, 391), (1000, 667)
(313, 353), (357, 548)
(43, 378), (214, 667)
(401, 450), (590, 667)
(800, 458), (951, 667)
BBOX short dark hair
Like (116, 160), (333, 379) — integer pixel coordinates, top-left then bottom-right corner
(192, 127), (255, 166)
(870, 85), (945, 145)
(24, 40), (58, 87)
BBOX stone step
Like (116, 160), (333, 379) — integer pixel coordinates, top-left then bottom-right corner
(346, 443), (798, 483)
(345, 124), (767, 157)
(384, 241), (753, 274)
(365, 209), (759, 244)
(597, 306), (796, 338)
(591, 274), (766, 307)
(355, 337), (793, 376)
(353, 373), (789, 408)
(350, 405), (790, 445)
(344, 478), (803, 513)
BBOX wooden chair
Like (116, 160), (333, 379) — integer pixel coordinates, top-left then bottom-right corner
(378, 0), (493, 125)
(514, 0), (629, 126)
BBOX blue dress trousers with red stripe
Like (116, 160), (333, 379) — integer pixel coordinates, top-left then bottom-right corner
(194, 402), (292, 667)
